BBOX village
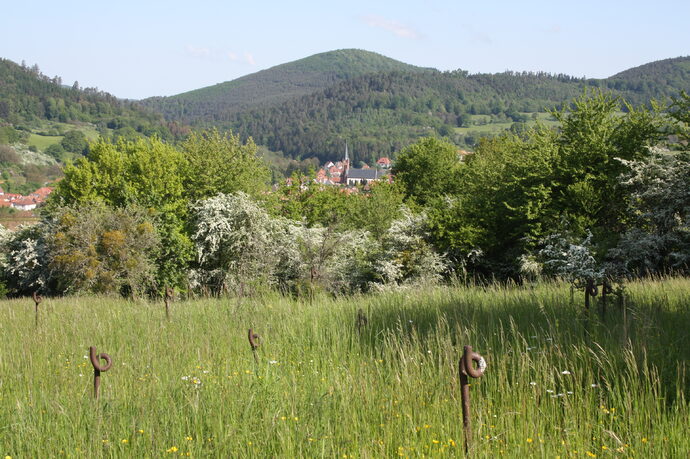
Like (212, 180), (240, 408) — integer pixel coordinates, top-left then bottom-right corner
(0, 185), (53, 211)
(287, 143), (393, 189)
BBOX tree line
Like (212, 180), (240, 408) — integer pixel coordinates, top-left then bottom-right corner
(1, 91), (688, 298)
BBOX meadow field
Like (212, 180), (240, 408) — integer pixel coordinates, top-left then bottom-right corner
(1, 279), (688, 457)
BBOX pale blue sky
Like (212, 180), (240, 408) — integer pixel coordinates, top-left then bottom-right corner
(2, 0), (688, 99)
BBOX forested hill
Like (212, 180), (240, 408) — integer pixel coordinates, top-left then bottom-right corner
(605, 56), (690, 100)
(0, 58), (175, 138)
(225, 57), (690, 164)
(141, 49), (427, 121)
(139, 51), (690, 164)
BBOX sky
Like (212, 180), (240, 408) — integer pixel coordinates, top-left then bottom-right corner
(2, 0), (688, 100)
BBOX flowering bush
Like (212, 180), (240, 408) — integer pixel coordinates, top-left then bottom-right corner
(370, 207), (447, 291)
(538, 230), (604, 287)
(190, 192), (290, 294)
(609, 149), (690, 274)
(1, 225), (50, 294)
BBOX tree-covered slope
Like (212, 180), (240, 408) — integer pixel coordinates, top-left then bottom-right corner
(139, 51), (690, 164)
(603, 56), (690, 101)
(0, 58), (172, 137)
(223, 62), (689, 164)
(140, 49), (427, 121)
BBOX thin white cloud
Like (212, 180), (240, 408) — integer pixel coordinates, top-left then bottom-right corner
(244, 52), (256, 66)
(361, 15), (421, 39)
(185, 45), (212, 58)
(227, 51), (239, 61)
(458, 24), (492, 45)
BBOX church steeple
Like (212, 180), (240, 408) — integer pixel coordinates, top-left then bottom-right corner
(344, 140), (349, 162)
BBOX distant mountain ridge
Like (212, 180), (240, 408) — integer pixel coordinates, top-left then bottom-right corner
(141, 49), (427, 120)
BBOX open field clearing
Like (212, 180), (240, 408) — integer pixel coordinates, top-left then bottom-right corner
(1, 279), (688, 457)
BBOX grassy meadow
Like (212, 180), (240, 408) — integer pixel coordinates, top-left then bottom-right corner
(1, 279), (688, 457)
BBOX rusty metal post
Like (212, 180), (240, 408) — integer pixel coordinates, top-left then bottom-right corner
(32, 292), (42, 327)
(602, 279), (613, 316)
(89, 346), (112, 400)
(248, 329), (260, 366)
(459, 345), (487, 454)
(164, 286), (174, 320)
(356, 308), (367, 334)
(584, 279), (598, 311)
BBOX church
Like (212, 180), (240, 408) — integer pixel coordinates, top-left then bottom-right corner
(341, 142), (388, 186)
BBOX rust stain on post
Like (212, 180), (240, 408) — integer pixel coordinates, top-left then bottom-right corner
(459, 345), (487, 454)
(89, 346), (112, 400)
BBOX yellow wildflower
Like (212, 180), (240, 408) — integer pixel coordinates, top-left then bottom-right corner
(121, 439), (128, 444)
(527, 438), (533, 443)
(166, 446), (178, 453)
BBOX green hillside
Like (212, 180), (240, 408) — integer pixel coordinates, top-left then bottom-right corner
(140, 49), (427, 121)
(139, 51), (690, 164)
(0, 58), (185, 196)
(227, 60), (689, 164)
(0, 58), (174, 137)
(604, 56), (690, 101)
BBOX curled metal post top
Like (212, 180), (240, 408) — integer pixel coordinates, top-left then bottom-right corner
(248, 329), (260, 350)
(89, 346), (113, 372)
(33, 291), (42, 304)
(461, 345), (487, 379)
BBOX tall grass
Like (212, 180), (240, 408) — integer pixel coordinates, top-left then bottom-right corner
(1, 278), (687, 457)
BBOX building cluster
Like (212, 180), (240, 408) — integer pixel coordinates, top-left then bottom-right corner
(311, 144), (392, 188)
(0, 186), (53, 211)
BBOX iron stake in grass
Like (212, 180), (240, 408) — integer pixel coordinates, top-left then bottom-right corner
(584, 278), (598, 311)
(459, 345), (487, 454)
(164, 286), (174, 319)
(248, 329), (260, 365)
(89, 346), (112, 400)
(356, 308), (367, 334)
(32, 291), (42, 327)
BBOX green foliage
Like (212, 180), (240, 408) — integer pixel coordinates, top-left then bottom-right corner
(393, 137), (461, 206)
(50, 137), (191, 287)
(181, 129), (269, 201)
(142, 51), (690, 164)
(552, 91), (664, 236)
(669, 90), (690, 141)
(44, 142), (65, 159)
(48, 204), (160, 295)
(0, 125), (26, 144)
(420, 92), (665, 276)
(60, 129), (88, 154)
(0, 58), (172, 138)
